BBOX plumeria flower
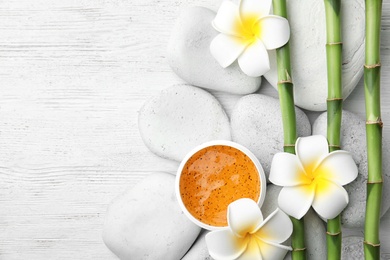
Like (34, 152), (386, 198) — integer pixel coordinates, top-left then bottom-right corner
(269, 135), (358, 220)
(205, 198), (292, 260)
(210, 0), (290, 77)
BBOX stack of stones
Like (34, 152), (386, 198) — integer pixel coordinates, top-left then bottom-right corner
(103, 1), (389, 259)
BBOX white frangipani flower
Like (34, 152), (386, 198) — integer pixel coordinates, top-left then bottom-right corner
(205, 198), (292, 260)
(210, 0), (290, 77)
(269, 135), (358, 220)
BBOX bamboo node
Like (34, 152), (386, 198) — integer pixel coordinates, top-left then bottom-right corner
(366, 118), (383, 128)
(292, 247), (306, 252)
(277, 70), (293, 85)
(364, 240), (381, 247)
(326, 231), (341, 236)
(284, 144), (295, 147)
(328, 144), (341, 149)
(364, 63), (381, 69)
(326, 97), (343, 101)
(367, 179), (384, 184)
(326, 42), (343, 46)
(277, 79), (293, 85)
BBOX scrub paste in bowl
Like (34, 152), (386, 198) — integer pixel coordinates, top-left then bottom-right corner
(176, 140), (266, 230)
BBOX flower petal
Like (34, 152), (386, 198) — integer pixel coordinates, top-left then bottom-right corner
(238, 40), (270, 77)
(256, 15), (290, 50)
(269, 152), (308, 187)
(239, 0), (272, 22)
(315, 150), (358, 185)
(257, 239), (292, 260)
(312, 180), (349, 220)
(228, 198), (263, 238)
(213, 0), (244, 36)
(238, 237), (261, 260)
(206, 229), (247, 260)
(296, 135), (329, 172)
(210, 33), (248, 68)
(278, 185), (315, 219)
(255, 208), (292, 244)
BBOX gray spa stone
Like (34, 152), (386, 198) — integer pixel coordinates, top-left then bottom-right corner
(312, 110), (390, 228)
(342, 236), (364, 259)
(230, 94), (311, 180)
(261, 184), (284, 219)
(102, 173), (201, 260)
(264, 0), (364, 111)
(168, 7), (262, 95)
(138, 84), (231, 162)
(181, 231), (212, 260)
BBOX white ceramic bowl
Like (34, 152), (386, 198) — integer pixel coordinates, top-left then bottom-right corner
(175, 140), (267, 230)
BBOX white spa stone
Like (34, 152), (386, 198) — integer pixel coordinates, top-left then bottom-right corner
(312, 110), (390, 228)
(230, 94), (311, 179)
(138, 85), (231, 161)
(342, 236), (364, 259)
(264, 0), (365, 111)
(261, 184), (327, 259)
(168, 7), (262, 95)
(260, 184), (285, 219)
(102, 172), (201, 260)
(181, 231), (212, 260)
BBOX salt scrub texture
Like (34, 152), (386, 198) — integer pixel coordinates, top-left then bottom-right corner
(138, 85), (231, 161)
(102, 173), (201, 260)
(182, 231), (211, 260)
(168, 7), (262, 95)
(313, 110), (390, 228)
(179, 144), (262, 228)
(264, 0), (364, 111)
(261, 184), (326, 260)
(342, 236), (364, 259)
(230, 94), (311, 179)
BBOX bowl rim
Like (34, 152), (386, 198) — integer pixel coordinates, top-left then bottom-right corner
(175, 140), (267, 230)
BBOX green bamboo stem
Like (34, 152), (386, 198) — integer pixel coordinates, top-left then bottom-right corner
(364, 0), (383, 259)
(290, 217), (306, 260)
(323, 0), (343, 259)
(272, 0), (305, 259)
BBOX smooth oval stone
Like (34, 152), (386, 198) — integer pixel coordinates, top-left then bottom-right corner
(181, 231), (212, 260)
(138, 85), (231, 161)
(230, 94), (311, 179)
(168, 7), (262, 95)
(312, 110), (390, 228)
(261, 184), (327, 260)
(342, 236), (364, 259)
(260, 184), (284, 218)
(102, 172), (201, 260)
(264, 0), (364, 111)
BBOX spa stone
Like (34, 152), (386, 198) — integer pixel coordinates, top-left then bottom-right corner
(102, 173), (201, 260)
(230, 94), (311, 180)
(138, 85), (231, 162)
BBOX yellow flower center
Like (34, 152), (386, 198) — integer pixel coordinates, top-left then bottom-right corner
(234, 14), (262, 43)
(300, 162), (332, 194)
(241, 233), (262, 255)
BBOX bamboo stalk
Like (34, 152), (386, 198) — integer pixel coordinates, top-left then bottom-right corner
(323, 0), (343, 259)
(364, 0), (383, 259)
(272, 0), (305, 259)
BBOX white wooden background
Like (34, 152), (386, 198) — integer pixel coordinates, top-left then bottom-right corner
(0, 0), (389, 259)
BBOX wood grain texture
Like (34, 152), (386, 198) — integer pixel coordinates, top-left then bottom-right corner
(0, 0), (389, 259)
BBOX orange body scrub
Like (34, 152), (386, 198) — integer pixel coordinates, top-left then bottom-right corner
(179, 145), (261, 227)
